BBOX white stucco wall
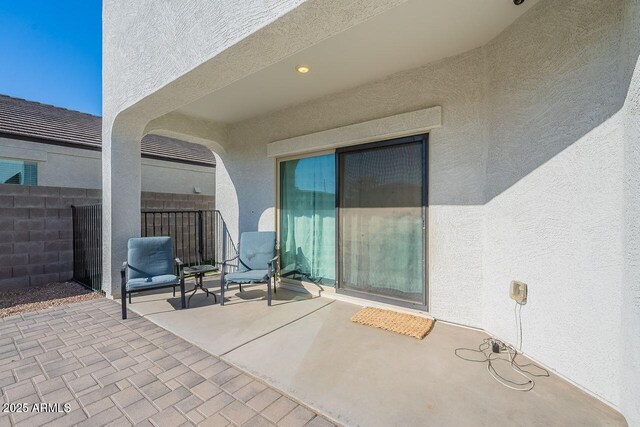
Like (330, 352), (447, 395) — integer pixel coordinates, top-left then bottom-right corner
(0, 137), (215, 195)
(139, 158), (214, 196)
(213, 0), (639, 420)
(621, 0), (640, 424)
(482, 0), (630, 410)
(226, 47), (488, 327)
(103, 0), (639, 423)
(0, 137), (103, 188)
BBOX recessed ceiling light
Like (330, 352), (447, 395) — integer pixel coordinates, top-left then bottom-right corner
(296, 64), (310, 74)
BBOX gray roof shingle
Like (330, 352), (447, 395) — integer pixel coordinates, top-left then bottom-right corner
(0, 94), (215, 167)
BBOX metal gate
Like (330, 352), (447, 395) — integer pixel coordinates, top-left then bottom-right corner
(71, 204), (103, 293)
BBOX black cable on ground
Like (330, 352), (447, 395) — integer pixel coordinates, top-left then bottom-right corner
(455, 337), (550, 391)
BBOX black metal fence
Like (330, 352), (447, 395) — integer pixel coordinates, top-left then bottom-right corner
(141, 210), (238, 269)
(71, 204), (103, 293)
(72, 207), (238, 291)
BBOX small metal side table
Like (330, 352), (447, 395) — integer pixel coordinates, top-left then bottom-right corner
(183, 265), (217, 307)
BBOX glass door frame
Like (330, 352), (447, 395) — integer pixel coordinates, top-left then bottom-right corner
(275, 149), (337, 293)
(335, 134), (429, 311)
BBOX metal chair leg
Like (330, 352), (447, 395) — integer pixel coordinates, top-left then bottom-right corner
(121, 266), (127, 320)
(121, 289), (127, 320)
(122, 295), (127, 320)
(180, 278), (186, 309)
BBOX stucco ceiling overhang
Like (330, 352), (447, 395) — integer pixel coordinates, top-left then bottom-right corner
(174, 0), (538, 125)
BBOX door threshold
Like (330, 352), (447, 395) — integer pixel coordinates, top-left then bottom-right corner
(278, 280), (334, 297)
(279, 282), (432, 319)
(322, 291), (434, 320)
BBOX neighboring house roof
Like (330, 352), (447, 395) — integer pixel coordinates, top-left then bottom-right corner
(0, 94), (215, 167)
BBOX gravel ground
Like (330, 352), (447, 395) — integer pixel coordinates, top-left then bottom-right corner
(0, 281), (102, 319)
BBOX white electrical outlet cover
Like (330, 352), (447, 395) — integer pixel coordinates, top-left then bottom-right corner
(510, 280), (528, 304)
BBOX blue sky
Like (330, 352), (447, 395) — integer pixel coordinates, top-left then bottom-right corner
(0, 1), (102, 115)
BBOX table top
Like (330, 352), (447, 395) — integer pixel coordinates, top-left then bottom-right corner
(183, 264), (217, 274)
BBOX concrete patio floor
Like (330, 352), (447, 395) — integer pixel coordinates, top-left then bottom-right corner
(127, 275), (626, 427)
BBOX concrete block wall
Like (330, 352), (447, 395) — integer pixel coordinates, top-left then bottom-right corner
(0, 184), (214, 290)
(0, 184), (100, 289)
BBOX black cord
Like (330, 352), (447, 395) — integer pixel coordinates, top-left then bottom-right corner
(455, 338), (549, 391)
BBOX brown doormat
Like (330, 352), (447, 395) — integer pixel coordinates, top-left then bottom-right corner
(351, 307), (435, 339)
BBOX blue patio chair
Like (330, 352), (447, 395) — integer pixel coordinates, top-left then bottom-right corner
(120, 236), (186, 319)
(220, 231), (278, 306)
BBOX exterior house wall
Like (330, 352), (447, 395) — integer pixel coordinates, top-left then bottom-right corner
(217, 0), (636, 418)
(482, 0), (629, 409)
(621, 0), (640, 423)
(102, 0), (639, 423)
(0, 136), (215, 195)
(225, 48), (487, 327)
(139, 158), (214, 196)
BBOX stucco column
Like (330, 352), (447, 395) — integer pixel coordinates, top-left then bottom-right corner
(102, 119), (142, 298)
(621, 1), (640, 423)
(211, 143), (275, 246)
(211, 151), (239, 245)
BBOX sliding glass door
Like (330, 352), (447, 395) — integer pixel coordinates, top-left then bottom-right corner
(337, 136), (427, 306)
(278, 135), (427, 308)
(279, 154), (336, 286)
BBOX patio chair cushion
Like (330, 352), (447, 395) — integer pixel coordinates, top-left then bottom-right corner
(224, 269), (270, 284)
(126, 274), (179, 291)
(238, 231), (276, 271)
(127, 237), (174, 279)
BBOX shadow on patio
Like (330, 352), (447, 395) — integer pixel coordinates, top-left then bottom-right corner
(124, 275), (625, 427)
